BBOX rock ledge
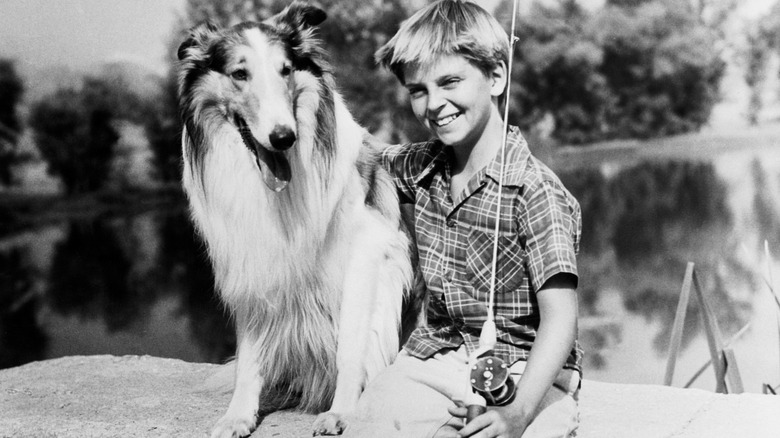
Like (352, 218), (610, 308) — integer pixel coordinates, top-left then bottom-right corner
(1, 355), (778, 437)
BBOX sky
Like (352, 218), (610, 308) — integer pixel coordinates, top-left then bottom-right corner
(0, 0), (775, 99)
(0, 0), (773, 78)
(0, 0), (185, 77)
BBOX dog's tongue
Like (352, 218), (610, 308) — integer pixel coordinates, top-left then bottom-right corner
(236, 117), (291, 192)
(255, 147), (291, 192)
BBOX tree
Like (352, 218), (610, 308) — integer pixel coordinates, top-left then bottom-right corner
(744, 1), (780, 126)
(0, 59), (24, 185)
(28, 61), (162, 194)
(144, 68), (182, 183)
(313, 0), (427, 142)
(744, 28), (771, 125)
(29, 78), (120, 194)
(506, 0), (726, 144)
(509, 0), (612, 144)
(170, 0), (727, 146)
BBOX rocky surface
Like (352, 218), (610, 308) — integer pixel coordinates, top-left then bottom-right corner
(1, 355), (779, 437)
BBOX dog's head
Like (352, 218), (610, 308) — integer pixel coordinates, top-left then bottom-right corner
(177, 2), (330, 192)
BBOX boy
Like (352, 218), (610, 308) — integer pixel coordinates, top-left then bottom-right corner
(345, 1), (583, 437)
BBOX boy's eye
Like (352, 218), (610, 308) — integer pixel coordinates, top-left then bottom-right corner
(231, 69), (248, 81)
(407, 88), (426, 99)
(441, 77), (461, 88)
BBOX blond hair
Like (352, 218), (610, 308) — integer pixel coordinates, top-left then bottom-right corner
(376, 0), (509, 83)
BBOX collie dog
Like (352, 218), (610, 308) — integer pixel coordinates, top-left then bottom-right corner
(176, 3), (414, 437)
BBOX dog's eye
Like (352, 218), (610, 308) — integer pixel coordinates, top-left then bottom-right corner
(231, 69), (248, 81)
(281, 64), (292, 77)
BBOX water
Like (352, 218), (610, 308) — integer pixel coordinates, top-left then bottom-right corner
(0, 207), (236, 368)
(2, 138), (780, 393)
(556, 135), (780, 394)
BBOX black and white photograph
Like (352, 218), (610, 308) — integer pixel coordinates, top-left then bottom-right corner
(1, 1), (779, 437)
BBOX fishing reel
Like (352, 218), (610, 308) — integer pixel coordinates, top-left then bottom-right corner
(464, 347), (518, 423)
(466, 313), (517, 423)
(469, 350), (516, 406)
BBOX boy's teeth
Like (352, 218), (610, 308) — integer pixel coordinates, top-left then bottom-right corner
(435, 114), (458, 127)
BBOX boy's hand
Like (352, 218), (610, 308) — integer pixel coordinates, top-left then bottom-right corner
(447, 403), (531, 438)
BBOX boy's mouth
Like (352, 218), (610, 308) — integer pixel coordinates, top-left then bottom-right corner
(433, 113), (461, 127)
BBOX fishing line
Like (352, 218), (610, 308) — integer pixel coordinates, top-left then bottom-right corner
(466, 0), (522, 421)
(481, 0), (520, 357)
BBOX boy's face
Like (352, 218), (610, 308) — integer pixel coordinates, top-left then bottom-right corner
(403, 54), (504, 151)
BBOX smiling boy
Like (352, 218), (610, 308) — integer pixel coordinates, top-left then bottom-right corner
(342, 2), (583, 437)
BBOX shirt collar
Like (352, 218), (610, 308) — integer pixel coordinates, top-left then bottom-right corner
(412, 139), (447, 186)
(484, 126), (529, 188)
(412, 126), (530, 187)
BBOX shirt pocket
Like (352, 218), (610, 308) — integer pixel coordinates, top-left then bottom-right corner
(465, 228), (525, 295)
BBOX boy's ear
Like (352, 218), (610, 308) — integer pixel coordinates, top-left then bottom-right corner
(489, 61), (508, 98)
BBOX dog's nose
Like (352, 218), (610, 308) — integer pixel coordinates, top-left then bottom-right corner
(269, 125), (296, 150)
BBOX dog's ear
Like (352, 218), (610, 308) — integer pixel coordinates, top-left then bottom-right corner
(177, 22), (220, 61)
(268, 1), (327, 30)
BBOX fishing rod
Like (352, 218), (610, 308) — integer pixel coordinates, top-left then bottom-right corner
(465, 0), (521, 423)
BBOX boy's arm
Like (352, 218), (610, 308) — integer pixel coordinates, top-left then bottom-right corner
(454, 273), (578, 438)
(364, 130), (419, 204)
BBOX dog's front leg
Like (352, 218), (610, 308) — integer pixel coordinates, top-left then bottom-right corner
(313, 215), (405, 436)
(312, 269), (373, 436)
(312, 243), (377, 435)
(212, 314), (263, 438)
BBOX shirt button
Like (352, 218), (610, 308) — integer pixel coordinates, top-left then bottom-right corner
(446, 219), (456, 228)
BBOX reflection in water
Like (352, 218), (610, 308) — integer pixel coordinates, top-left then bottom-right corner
(157, 211), (235, 362)
(0, 249), (46, 368)
(48, 220), (137, 330)
(0, 207), (233, 369)
(1, 147), (780, 392)
(559, 151), (780, 390)
(753, 159), (780, 250)
(563, 161), (748, 357)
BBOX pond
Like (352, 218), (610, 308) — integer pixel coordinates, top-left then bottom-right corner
(2, 135), (780, 394)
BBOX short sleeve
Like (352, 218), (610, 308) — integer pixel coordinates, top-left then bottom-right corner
(381, 144), (417, 203)
(523, 180), (581, 292)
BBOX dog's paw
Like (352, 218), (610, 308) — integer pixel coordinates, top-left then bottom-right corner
(312, 411), (347, 436)
(211, 413), (256, 438)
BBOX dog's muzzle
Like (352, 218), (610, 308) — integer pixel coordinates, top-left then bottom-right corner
(269, 125), (296, 151)
(234, 115), (292, 192)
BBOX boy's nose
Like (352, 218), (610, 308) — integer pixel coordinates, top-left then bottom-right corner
(426, 89), (446, 114)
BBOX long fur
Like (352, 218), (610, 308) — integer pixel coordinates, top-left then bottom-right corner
(177, 2), (415, 436)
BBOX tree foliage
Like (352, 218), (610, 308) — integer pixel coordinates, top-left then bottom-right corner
(29, 78), (120, 194)
(0, 59), (24, 185)
(507, 0), (726, 144)
(744, 1), (780, 125)
(158, 0), (730, 152)
(744, 27), (771, 125)
(144, 67), (182, 183)
(28, 62), (165, 193)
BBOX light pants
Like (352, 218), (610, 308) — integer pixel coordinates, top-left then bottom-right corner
(343, 346), (579, 438)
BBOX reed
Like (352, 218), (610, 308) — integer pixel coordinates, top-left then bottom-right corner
(764, 240), (780, 391)
(682, 322), (751, 389)
(665, 262), (743, 393)
(664, 263), (694, 387)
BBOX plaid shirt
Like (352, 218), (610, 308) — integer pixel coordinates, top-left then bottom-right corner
(382, 127), (583, 372)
